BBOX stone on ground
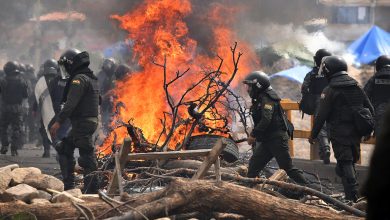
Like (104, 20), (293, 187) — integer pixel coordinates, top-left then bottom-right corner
(3, 184), (39, 202)
(24, 173), (64, 192)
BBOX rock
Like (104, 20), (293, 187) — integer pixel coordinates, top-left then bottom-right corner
(31, 198), (51, 205)
(52, 191), (85, 203)
(0, 168), (12, 192)
(65, 188), (82, 198)
(0, 164), (19, 171)
(37, 190), (52, 200)
(11, 167), (41, 185)
(3, 184), (39, 202)
(24, 173), (64, 192)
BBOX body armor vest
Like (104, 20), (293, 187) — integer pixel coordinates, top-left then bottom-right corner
(309, 72), (328, 95)
(372, 70), (390, 106)
(1, 75), (27, 105)
(70, 74), (99, 118)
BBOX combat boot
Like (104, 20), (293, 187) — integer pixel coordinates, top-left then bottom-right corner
(1, 146), (8, 154)
(319, 147), (331, 164)
(11, 149), (18, 156)
(42, 150), (50, 158)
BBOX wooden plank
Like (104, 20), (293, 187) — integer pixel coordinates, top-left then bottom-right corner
(214, 157), (221, 184)
(107, 138), (132, 195)
(114, 152), (124, 197)
(293, 130), (311, 139)
(191, 139), (227, 180)
(127, 149), (212, 161)
(280, 101), (300, 111)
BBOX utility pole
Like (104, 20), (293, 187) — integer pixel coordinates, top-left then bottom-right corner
(370, 0), (377, 25)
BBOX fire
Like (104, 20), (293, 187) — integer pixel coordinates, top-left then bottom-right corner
(98, 0), (258, 155)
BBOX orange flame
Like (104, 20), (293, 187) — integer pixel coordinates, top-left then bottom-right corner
(98, 0), (258, 155)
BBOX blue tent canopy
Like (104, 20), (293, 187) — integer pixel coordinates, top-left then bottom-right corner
(348, 26), (390, 64)
(270, 65), (311, 84)
(103, 41), (132, 58)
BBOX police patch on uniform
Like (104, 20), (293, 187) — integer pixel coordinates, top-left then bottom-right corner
(320, 93), (326, 99)
(264, 104), (273, 110)
(72, 79), (81, 85)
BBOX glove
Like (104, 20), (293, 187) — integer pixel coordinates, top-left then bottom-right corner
(308, 136), (316, 144)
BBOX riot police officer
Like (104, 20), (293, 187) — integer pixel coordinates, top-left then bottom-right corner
(0, 61), (29, 156)
(301, 49), (332, 164)
(49, 49), (100, 193)
(309, 56), (374, 202)
(244, 71), (307, 185)
(35, 59), (61, 158)
(98, 58), (117, 133)
(364, 55), (390, 136)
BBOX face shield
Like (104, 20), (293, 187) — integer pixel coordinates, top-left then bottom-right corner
(59, 64), (70, 79)
(317, 57), (329, 77)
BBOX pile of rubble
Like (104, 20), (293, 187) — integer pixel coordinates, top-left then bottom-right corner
(0, 164), (84, 205)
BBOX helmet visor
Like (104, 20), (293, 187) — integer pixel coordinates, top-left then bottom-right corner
(318, 57), (328, 77)
(59, 64), (70, 79)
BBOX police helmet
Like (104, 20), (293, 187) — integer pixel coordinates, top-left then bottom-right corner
(243, 71), (270, 98)
(319, 56), (348, 78)
(115, 64), (131, 80)
(26, 64), (35, 74)
(44, 59), (59, 70)
(102, 58), (117, 74)
(19, 63), (26, 74)
(3, 61), (20, 75)
(314, 49), (332, 67)
(375, 55), (390, 72)
(58, 48), (81, 76)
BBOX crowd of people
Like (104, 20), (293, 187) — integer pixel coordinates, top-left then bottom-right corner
(0, 49), (131, 193)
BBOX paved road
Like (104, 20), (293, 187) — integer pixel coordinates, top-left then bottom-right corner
(0, 146), (60, 175)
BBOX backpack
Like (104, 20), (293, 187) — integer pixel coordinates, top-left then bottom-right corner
(300, 71), (328, 115)
(342, 89), (374, 136)
(299, 93), (317, 115)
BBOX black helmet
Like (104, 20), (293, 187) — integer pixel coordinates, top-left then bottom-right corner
(314, 49), (332, 67)
(375, 55), (390, 71)
(3, 61), (20, 75)
(58, 48), (82, 76)
(26, 64), (35, 74)
(115, 64), (131, 80)
(243, 71), (270, 98)
(319, 56), (348, 78)
(102, 58), (117, 74)
(19, 63), (26, 74)
(43, 59), (59, 70)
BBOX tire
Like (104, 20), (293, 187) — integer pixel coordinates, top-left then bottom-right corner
(186, 135), (239, 163)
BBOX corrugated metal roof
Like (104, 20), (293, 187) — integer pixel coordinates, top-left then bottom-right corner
(319, 0), (390, 6)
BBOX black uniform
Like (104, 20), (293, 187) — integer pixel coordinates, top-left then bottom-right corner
(311, 71), (374, 201)
(98, 69), (115, 133)
(364, 106), (390, 219)
(0, 71), (28, 155)
(301, 67), (330, 162)
(248, 89), (307, 184)
(55, 51), (100, 193)
(364, 66), (390, 135)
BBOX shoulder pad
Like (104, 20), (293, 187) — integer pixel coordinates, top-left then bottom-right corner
(265, 89), (281, 101)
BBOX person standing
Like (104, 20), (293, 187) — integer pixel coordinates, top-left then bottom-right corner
(49, 49), (100, 193)
(244, 71), (308, 185)
(300, 49), (332, 164)
(0, 61), (28, 156)
(364, 55), (390, 135)
(309, 56), (374, 202)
